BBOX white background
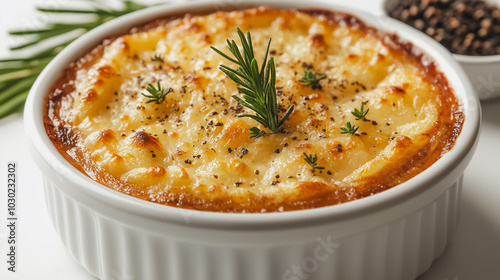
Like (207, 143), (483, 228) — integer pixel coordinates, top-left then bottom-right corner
(0, 0), (499, 279)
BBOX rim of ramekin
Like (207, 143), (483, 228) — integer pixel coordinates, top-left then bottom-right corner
(453, 53), (500, 64)
(24, 0), (481, 229)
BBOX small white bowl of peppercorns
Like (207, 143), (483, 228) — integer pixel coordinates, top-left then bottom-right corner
(385, 0), (500, 101)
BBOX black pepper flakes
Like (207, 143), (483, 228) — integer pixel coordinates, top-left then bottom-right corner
(274, 149), (280, 154)
(184, 159), (192, 164)
(227, 147), (232, 153)
(301, 62), (314, 69)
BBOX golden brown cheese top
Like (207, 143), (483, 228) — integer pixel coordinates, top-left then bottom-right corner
(45, 7), (463, 212)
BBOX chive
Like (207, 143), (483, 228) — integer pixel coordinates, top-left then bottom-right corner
(0, 0), (152, 120)
(0, 76), (37, 104)
(0, 90), (30, 119)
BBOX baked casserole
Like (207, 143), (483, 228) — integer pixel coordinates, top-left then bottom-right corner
(44, 6), (463, 212)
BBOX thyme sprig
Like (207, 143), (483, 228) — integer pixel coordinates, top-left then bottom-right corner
(340, 122), (359, 135)
(352, 102), (369, 120)
(151, 53), (164, 63)
(340, 103), (370, 135)
(142, 81), (171, 104)
(211, 28), (294, 137)
(298, 69), (326, 87)
(303, 152), (325, 172)
(0, 0), (152, 120)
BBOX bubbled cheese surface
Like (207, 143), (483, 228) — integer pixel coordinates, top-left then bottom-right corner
(45, 7), (463, 212)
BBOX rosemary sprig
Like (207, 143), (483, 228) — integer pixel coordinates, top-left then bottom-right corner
(340, 122), (359, 135)
(0, 0), (152, 120)
(351, 102), (369, 120)
(211, 28), (294, 137)
(303, 152), (325, 172)
(142, 81), (171, 104)
(298, 69), (326, 87)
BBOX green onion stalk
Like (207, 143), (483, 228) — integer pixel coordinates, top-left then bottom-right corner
(0, 0), (153, 119)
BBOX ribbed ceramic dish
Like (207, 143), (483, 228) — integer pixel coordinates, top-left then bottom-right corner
(24, 1), (481, 279)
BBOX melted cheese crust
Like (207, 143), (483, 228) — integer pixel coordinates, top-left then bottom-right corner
(45, 7), (463, 212)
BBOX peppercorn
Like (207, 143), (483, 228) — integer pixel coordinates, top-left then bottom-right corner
(388, 0), (500, 56)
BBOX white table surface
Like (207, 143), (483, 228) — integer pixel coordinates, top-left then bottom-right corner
(0, 1), (499, 279)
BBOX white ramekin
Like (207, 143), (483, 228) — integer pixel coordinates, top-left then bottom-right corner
(24, 1), (481, 280)
(383, 0), (500, 101)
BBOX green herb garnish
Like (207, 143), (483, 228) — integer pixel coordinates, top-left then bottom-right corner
(351, 102), (369, 120)
(298, 69), (326, 87)
(303, 152), (325, 172)
(211, 28), (294, 137)
(249, 127), (266, 138)
(340, 122), (359, 135)
(142, 81), (171, 104)
(151, 53), (164, 63)
(0, 0), (151, 120)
